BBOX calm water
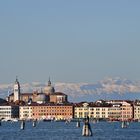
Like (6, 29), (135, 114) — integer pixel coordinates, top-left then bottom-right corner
(0, 121), (140, 140)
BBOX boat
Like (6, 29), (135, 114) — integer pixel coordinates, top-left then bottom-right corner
(11, 118), (19, 122)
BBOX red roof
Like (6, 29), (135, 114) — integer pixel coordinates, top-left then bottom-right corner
(21, 102), (73, 107)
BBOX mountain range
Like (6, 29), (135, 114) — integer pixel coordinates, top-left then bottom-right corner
(0, 77), (140, 102)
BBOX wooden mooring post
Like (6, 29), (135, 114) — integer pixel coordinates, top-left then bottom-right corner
(82, 116), (92, 136)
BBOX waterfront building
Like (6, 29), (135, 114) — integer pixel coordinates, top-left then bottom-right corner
(106, 100), (133, 121)
(74, 102), (110, 119)
(20, 103), (73, 120)
(0, 103), (19, 120)
(91, 106), (109, 119)
(20, 105), (32, 120)
(133, 100), (140, 121)
(120, 101), (133, 121)
(74, 102), (90, 118)
(108, 104), (121, 121)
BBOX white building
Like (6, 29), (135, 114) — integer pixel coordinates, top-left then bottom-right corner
(74, 102), (110, 119)
(134, 105), (140, 120)
(133, 101), (140, 121)
(0, 105), (19, 120)
(108, 104), (121, 120)
(20, 105), (32, 120)
(90, 107), (109, 119)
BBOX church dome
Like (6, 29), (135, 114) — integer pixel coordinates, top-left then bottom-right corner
(45, 86), (55, 94)
(44, 78), (55, 94)
(36, 94), (46, 104)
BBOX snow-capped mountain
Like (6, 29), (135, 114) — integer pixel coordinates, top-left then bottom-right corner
(1, 77), (140, 102)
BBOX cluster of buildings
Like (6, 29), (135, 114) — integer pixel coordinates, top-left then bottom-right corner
(0, 78), (140, 121)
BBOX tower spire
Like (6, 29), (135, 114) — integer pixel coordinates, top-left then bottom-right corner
(15, 76), (19, 83)
(48, 77), (51, 86)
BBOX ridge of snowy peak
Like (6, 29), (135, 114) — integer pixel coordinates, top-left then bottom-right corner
(100, 77), (136, 85)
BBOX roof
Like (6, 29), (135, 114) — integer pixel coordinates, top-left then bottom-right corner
(106, 100), (133, 103)
(0, 102), (19, 107)
(50, 92), (67, 96)
(73, 102), (112, 107)
(21, 102), (74, 107)
(9, 92), (67, 97)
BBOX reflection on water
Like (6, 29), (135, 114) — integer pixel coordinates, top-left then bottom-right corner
(0, 121), (140, 140)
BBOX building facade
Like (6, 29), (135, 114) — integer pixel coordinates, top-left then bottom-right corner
(20, 105), (32, 120)
(133, 100), (140, 121)
(20, 103), (74, 120)
(108, 104), (121, 121)
(134, 105), (140, 121)
(49, 92), (68, 104)
(120, 101), (133, 121)
(0, 104), (19, 120)
(74, 102), (110, 119)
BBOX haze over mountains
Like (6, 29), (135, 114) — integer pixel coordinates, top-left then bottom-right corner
(0, 77), (140, 102)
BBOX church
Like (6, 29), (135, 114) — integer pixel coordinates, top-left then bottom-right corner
(7, 78), (68, 104)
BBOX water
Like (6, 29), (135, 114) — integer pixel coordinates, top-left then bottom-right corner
(0, 121), (140, 140)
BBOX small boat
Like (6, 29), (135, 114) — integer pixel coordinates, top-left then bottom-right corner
(11, 118), (18, 122)
(42, 119), (51, 122)
(1, 118), (11, 122)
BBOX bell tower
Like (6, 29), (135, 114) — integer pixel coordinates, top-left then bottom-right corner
(14, 77), (20, 102)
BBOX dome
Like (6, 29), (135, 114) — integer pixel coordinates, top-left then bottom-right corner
(36, 94), (46, 104)
(44, 78), (55, 94)
(44, 86), (55, 94)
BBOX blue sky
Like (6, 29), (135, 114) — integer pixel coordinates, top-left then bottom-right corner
(0, 0), (140, 83)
